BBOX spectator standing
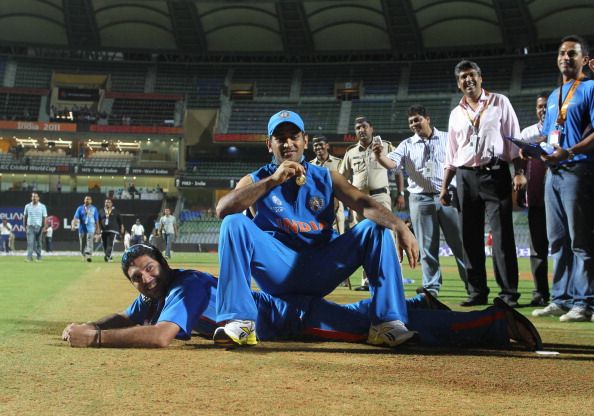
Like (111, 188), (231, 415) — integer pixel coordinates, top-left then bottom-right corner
(1, 218), (11, 253)
(45, 223), (53, 253)
(310, 135), (346, 234)
(440, 60), (526, 308)
(124, 230), (131, 250)
(99, 198), (124, 262)
(158, 208), (178, 259)
(519, 92), (551, 307)
(72, 195), (100, 262)
(131, 219), (145, 245)
(532, 35), (594, 322)
(374, 105), (468, 296)
(23, 192), (47, 262)
(340, 116), (401, 291)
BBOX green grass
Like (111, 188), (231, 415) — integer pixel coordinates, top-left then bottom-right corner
(1, 254), (593, 415)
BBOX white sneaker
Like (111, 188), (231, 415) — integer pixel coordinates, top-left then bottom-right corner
(213, 320), (257, 347)
(367, 320), (416, 347)
(532, 303), (566, 317)
(559, 306), (592, 322)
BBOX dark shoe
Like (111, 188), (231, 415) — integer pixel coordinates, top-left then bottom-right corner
(494, 297), (543, 351)
(460, 297), (488, 307)
(415, 286), (424, 294)
(422, 288), (450, 311)
(354, 286), (369, 291)
(495, 297), (519, 308)
(529, 296), (549, 307)
(104, 256), (108, 262)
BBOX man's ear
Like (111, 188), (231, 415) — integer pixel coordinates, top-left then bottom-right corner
(266, 138), (272, 153)
(303, 134), (309, 149)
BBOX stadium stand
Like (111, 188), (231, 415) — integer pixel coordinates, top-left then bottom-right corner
(232, 65), (293, 97)
(0, 91), (43, 121)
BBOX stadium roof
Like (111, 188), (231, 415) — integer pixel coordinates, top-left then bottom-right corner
(1, 0), (593, 59)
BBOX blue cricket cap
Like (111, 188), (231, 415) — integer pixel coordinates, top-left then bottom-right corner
(267, 110), (305, 137)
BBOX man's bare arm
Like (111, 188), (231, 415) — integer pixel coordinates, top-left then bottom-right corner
(331, 171), (418, 268)
(216, 161), (305, 218)
(62, 316), (180, 348)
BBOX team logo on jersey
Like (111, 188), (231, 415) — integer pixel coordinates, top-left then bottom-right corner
(308, 196), (325, 212)
(271, 195), (284, 213)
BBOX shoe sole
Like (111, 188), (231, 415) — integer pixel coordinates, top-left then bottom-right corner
(367, 330), (417, 348)
(213, 327), (257, 347)
(559, 314), (591, 322)
(494, 298), (542, 351)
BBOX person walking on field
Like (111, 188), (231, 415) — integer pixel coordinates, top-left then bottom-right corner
(23, 192), (47, 262)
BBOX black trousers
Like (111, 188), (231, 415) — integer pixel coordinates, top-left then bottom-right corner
(528, 205), (550, 300)
(102, 232), (117, 259)
(456, 165), (519, 302)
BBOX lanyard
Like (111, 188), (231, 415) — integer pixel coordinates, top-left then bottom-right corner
(556, 74), (584, 126)
(461, 91), (491, 133)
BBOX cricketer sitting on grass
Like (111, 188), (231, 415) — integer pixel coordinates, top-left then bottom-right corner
(61, 244), (541, 350)
(213, 110), (421, 348)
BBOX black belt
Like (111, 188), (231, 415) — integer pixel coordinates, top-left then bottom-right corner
(418, 192), (439, 196)
(458, 160), (507, 173)
(369, 188), (388, 196)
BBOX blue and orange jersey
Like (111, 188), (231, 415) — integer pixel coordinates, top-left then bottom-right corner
(250, 161), (338, 251)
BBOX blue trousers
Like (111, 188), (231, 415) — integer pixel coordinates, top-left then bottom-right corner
(545, 164), (594, 311)
(216, 214), (408, 325)
(163, 233), (175, 257)
(26, 225), (42, 260)
(199, 285), (509, 348)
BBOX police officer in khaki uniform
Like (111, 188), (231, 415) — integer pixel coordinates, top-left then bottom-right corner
(340, 116), (401, 290)
(310, 136), (346, 234)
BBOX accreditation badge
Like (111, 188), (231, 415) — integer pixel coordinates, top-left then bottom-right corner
(549, 130), (561, 146)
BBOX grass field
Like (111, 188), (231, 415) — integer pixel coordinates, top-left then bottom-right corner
(1, 253), (593, 416)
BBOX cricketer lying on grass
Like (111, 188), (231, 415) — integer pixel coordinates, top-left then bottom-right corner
(61, 244), (541, 350)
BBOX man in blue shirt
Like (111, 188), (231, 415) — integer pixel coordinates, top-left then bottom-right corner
(72, 195), (100, 262)
(61, 244), (541, 351)
(214, 110), (422, 348)
(23, 191), (47, 262)
(532, 35), (594, 322)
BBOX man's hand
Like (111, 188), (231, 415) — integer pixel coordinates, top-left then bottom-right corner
(513, 173), (527, 192)
(541, 144), (569, 164)
(371, 141), (383, 159)
(270, 161), (305, 184)
(518, 148), (530, 160)
(395, 194), (406, 211)
(62, 323), (97, 348)
(439, 188), (451, 206)
(393, 222), (419, 269)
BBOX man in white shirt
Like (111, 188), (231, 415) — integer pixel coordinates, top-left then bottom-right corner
(374, 105), (467, 297)
(1, 218), (11, 253)
(131, 219), (145, 245)
(158, 208), (178, 259)
(440, 60), (526, 308)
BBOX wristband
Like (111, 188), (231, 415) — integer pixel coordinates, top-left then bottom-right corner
(398, 191), (405, 196)
(94, 325), (102, 348)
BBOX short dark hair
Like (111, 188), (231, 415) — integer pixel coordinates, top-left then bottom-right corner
(407, 104), (429, 118)
(121, 244), (171, 280)
(454, 60), (482, 78)
(312, 135), (328, 144)
(560, 34), (589, 56)
(354, 116), (372, 127)
(537, 91), (549, 101)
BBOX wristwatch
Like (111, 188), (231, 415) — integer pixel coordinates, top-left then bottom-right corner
(567, 148), (575, 161)
(398, 191), (405, 196)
